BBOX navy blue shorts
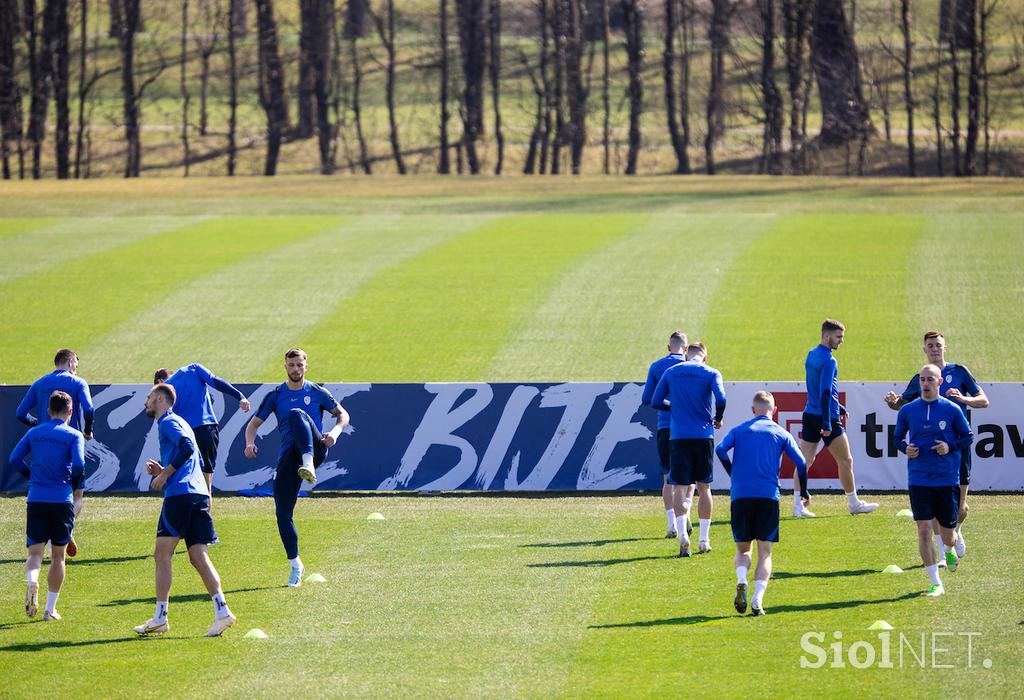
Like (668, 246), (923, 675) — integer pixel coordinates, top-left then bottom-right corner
(730, 497), (780, 543)
(193, 424), (220, 475)
(26, 502), (75, 547)
(657, 429), (670, 473)
(157, 494), (217, 547)
(801, 412), (844, 447)
(959, 449), (971, 486)
(908, 484), (959, 529)
(669, 439), (714, 486)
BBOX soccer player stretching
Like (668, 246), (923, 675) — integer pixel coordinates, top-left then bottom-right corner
(244, 348), (349, 586)
(134, 383), (236, 637)
(716, 391), (808, 616)
(651, 343), (726, 556)
(884, 330), (988, 560)
(154, 364), (251, 505)
(10, 391), (85, 621)
(893, 364), (973, 597)
(795, 320), (877, 517)
(641, 331), (692, 539)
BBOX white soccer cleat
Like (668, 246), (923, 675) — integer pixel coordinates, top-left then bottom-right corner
(42, 609), (62, 621)
(954, 532), (966, 558)
(849, 500), (879, 515)
(287, 565), (304, 587)
(204, 613), (237, 637)
(25, 582), (39, 618)
(792, 506), (816, 518)
(134, 617), (169, 635)
(924, 583), (945, 597)
(297, 464), (317, 485)
(698, 541), (712, 554)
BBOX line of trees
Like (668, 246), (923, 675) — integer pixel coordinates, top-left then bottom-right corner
(0, 0), (1020, 179)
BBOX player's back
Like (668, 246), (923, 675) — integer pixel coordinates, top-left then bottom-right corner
(804, 345), (837, 416)
(662, 361), (725, 438)
(157, 411), (208, 497)
(166, 364), (216, 428)
(643, 353), (685, 430)
(727, 417), (795, 500)
(24, 371), (91, 432)
(21, 420), (84, 503)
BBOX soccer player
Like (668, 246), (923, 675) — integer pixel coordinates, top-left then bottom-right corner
(716, 391), (808, 616)
(154, 364), (252, 503)
(651, 342), (726, 557)
(244, 348), (349, 586)
(641, 331), (693, 539)
(9, 391), (85, 621)
(884, 330), (988, 560)
(133, 383), (236, 637)
(795, 319), (877, 517)
(16, 348), (93, 557)
(893, 364), (973, 597)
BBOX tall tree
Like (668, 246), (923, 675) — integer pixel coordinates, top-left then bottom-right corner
(0, 0), (21, 178)
(313, 0), (334, 174)
(600, 0), (610, 174)
(254, 0), (288, 175)
(563, 0), (586, 174)
(963, 0), (980, 175)
(112, 0), (165, 176)
(782, 0), (812, 173)
(438, 0), (451, 173)
(948, 17), (962, 175)
(180, 0), (191, 176)
(664, 0), (685, 173)
(229, 0), (246, 37)
(811, 0), (872, 145)
(705, 0), (731, 174)
(621, 0), (641, 175)
(44, 0), (70, 178)
(455, 0), (486, 173)
(759, 0), (783, 174)
(372, 0), (404, 173)
(192, 0), (222, 136)
(226, 0), (238, 174)
(489, 0), (504, 174)
(297, 0), (317, 138)
(899, 0), (916, 176)
(26, 0), (50, 178)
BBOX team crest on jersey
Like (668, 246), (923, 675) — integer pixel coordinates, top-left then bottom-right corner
(945, 375), (952, 383)
(939, 420), (947, 429)
(304, 396), (311, 405)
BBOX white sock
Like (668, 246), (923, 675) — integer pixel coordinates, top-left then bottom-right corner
(27, 569), (39, 585)
(289, 556), (303, 570)
(846, 490), (859, 507)
(699, 518), (711, 544)
(675, 515), (688, 541)
(155, 600), (168, 621)
(933, 533), (943, 556)
(793, 493), (803, 512)
(300, 453), (314, 470)
(212, 592), (232, 619)
(665, 509), (675, 530)
(45, 591), (59, 613)
(942, 542), (953, 554)
(753, 579), (768, 607)
(736, 565), (748, 584)
(926, 563), (941, 586)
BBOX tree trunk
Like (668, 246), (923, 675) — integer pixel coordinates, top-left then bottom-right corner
(948, 28), (962, 175)
(27, 0), (49, 178)
(783, 0), (811, 173)
(349, 37), (371, 173)
(538, 0), (552, 174)
(438, 0), (451, 173)
(297, 0), (316, 139)
(963, 0), (979, 175)
(900, 0), (915, 176)
(759, 0), (783, 174)
(622, 0), (641, 175)
(600, 0), (610, 174)
(0, 0), (20, 179)
(227, 0), (238, 175)
(489, 0), (503, 174)
(73, 0), (85, 177)
(254, 0), (287, 176)
(939, 0), (974, 49)
(342, 0), (370, 39)
(230, 0), (246, 37)
(44, 0), (70, 178)
(705, 0), (730, 174)
(455, 0), (485, 174)
(550, 0), (564, 174)
(180, 0), (190, 176)
(107, 0), (119, 38)
(811, 0), (872, 145)
(932, 45), (944, 176)
(374, 0), (404, 173)
(564, 0), (585, 174)
(115, 0), (141, 177)
(980, 0), (990, 174)
(663, 0), (685, 174)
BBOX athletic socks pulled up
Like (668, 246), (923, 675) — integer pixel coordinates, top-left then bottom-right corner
(45, 591), (59, 614)
(736, 565), (749, 584)
(698, 518), (711, 544)
(155, 600), (169, 622)
(752, 580), (768, 608)
(665, 509), (676, 530)
(212, 592), (233, 619)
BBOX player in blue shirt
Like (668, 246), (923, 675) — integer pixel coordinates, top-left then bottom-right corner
(797, 320), (877, 518)
(154, 363), (251, 502)
(884, 330), (989, 560)
(651, 342), (726, 556)
(9, 390), (85, 621)
(133, 383), (236, 637)
(893, 364), (974, 597)
(244, 348), (350, 586)
(641, 331), (691, 539)
(716, 391), (808, 616)
(16, 348), (93, 557)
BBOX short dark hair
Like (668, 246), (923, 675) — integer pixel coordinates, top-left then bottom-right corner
(822, 319), (845, 333)
(923, 330), (944, 343)
(668, 331), (687, 349)
(686, 342), (707, 357)
(48, 390), (73, 416)
(54, 348), (78, 366)
(285, 347), (307, 361)
(153, 383), (176, 405)
(153, 368), (171, 384)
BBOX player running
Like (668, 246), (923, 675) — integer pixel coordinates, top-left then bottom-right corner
(134, 383), (236, 637)
(716, 391), (808, 616)
(9, 391), (85, 621)
(651, 343), (726, 557)
(641, 331), (693, 539)
(893, 364), (973, 597)
(244, 348), (349, 587)
(154, 364), (252, 505)
(795, 320), (877, 518)
(884, 330), (988, 560)
(16, 348), (94, 557)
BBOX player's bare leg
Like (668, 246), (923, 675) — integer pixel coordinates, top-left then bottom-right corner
(793, 439), (818, 517)
(204, 472), (214, 511)
(25, 543), (44, 617)
(955, 485), (969, 557)
(733, 542), (752, 613)
(188, 544), (235, 636)
(827, 434), (877, 514)
(135, 536), (177, 635)
(751, 541), (773, 614)
(696, 482), (713, 553)
(662, 475), (676, 538)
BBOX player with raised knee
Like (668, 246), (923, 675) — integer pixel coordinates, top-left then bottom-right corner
(10, 390), (85, 621)
(716, 391), (807, 616)
(651, 342), (726, 557)
(641, 330), (693, 539)
(244, 348), (349, 587)
(795, 319), (877, 517)
(893, 364), (973, 597)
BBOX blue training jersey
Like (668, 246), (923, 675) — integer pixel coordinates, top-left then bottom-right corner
(716, 416), (807, 501)
(157, 411), (208, 498)
(16, 370), (94, 434)
(894, 396), (973, 487)
(900, 362), (981, 421)
(256, 381), (340, 460)
(165, 363), (245, 429)
(642, 353), (686, 431)
(650, 360), (727, 440)
(9, 419), (86, 504)
(804, 344), (840, 421)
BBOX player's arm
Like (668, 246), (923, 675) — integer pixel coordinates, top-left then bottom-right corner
(71, 433), (86, 515)
(945, 406), (974, 454)
(9, 435), (32, 479)
(79, 382), (95, 440)
(15, 391), (38, 428)
(783, 435), (810, 501)
(714, 430), (735, 476)
(712, 371), (727, 429)
(640, 366), (658, 406)
(650, 374), (670, 411)
(946, 369), (989, 409)
(198, 364), (251, 412)
(244, 416), (264, 458)
(819, 360), (838, 433)
(893, 408), (918, 458)
(147, 435), (193, 490)
(322, 396), (350, 447)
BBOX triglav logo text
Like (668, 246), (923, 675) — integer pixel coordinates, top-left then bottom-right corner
(800, 631), (992, 670)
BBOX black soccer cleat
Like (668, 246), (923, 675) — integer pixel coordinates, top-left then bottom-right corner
(734, 582), (748, 614)
(678, 541), (691, 558)
(686, 519), (693, 536)
(665, 530), (677, 539)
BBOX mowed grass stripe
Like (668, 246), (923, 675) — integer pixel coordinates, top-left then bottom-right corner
(0, 216), (204, 286)
(906, 213), (1024, 382)
(0, 218), (57, 241)
(701, 213), (926, 380)
(0, 217), (341, 383)
(87, 213), (494, 382)
(294, 214), (645, 382)
(488, 212), (774, 381)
